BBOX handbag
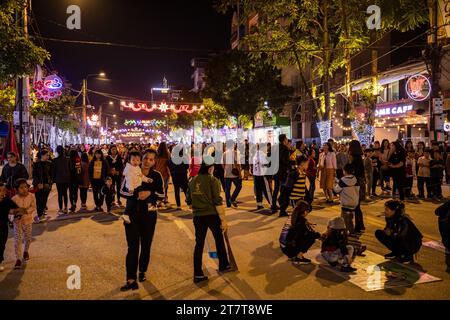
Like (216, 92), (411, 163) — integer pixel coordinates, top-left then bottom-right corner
(231, 151), (242, 178)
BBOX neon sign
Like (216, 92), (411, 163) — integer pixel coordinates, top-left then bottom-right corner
(121, 101), (204, 113)
(406, 74), (431, 101)
(34, 74), (63, 101)
(87, 114), (99, 126)
(375, 104), (413, 117)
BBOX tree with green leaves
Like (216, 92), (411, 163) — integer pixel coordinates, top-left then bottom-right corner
(203, 50), (292, 118)
(0, 0), (49, 82)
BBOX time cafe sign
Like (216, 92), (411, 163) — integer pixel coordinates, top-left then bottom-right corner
(375, 104), (413, 117)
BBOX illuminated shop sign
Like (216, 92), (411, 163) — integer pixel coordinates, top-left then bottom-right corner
(406, 74), (431, 101)
(121, 101), (204, 113)
(34, 74), (63, 101)
(375, 104), (413, 117)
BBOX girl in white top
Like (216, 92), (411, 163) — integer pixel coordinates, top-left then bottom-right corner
(11, 179), (36, 269)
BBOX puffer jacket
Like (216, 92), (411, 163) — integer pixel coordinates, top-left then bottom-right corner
(333, 175), (360, 209)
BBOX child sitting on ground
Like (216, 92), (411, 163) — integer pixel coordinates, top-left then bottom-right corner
(333, 163), (360, 236)
(279, 200), (321, 265)
(10, 178), (36, 269)
(321, 216), (357, 273)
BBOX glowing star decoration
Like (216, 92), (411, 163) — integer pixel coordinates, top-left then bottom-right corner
(120, 101), (204, 113)
(406, 74), (431, 101)
(351, 120), (374, 146)
(34, 74), (63, 101)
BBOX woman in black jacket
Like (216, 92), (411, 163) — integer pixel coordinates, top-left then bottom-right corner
(106, 145), (124, 206)
(348, 140), (365, 233)
(32, 150), (53, 222)
(375, 200), (423, 264)
(68, 149), (82, 212)
(387, 141), (406, 201)
(169, 146), (189, 210)
(279, 200), (320, 264)
(88, 150), (110, 212)
(53, 145), (71, 215)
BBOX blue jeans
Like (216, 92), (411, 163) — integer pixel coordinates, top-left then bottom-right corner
(225, 178), (242, 207)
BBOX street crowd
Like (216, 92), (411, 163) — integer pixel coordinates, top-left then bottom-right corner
(0, 135), (449, 288)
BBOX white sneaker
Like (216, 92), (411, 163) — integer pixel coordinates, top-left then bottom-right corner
(121, 215), (131, 224)
(57, 210), (65, 216)
(148, 205), (157, 211)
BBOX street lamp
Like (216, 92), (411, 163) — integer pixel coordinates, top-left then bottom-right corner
(82, 72), (107, 143)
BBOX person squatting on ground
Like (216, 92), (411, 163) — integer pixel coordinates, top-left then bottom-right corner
(333, 163), (360, 236)
(375, 200), (423, 264)
(0, 183), (19, 272)
(279, 200), (321, 265)
(186, 159), (232, 284)
(11, 179), (36, 269)
(435, 201), (450, 254)
(321, 216), (357, 273)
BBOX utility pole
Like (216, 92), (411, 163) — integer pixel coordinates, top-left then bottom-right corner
(428, 0), (442, 142)
(82, 79), (87, 144)
(16, 0), (31, 171)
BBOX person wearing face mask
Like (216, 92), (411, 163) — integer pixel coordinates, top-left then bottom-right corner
(375, 200), (423, 264)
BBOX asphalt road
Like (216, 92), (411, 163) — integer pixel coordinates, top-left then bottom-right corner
(0, 179), (449, 300)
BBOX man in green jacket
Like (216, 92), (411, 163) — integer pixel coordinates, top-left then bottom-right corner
(187, 161), (231, 284)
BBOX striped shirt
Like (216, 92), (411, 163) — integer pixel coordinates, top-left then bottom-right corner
(290, 171), (306, 201)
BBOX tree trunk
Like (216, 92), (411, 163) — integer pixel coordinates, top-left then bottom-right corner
(322, 0), (331, 122)
(340, 0), (353, 112)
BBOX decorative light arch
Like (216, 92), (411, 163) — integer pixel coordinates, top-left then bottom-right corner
(120, 101), (204, 113)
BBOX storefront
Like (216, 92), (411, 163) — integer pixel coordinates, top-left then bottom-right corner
(251, 112), (291, 144)
(371, 99), (429, 144)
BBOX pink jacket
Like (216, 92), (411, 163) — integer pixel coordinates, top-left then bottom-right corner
(319, 151), (337, 170)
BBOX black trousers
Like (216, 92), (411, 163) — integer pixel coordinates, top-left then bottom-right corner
(417, 177), (432, 198)
(35, 188), (51, 217)
(271, 175), (285, 209)
(392, 172), (405, 200)
(372, 170), (380, 194)
(173, 179), (188, 207)
(431, 176), (443, 197)
(281, 237), (316, 258)
(124, 199), (157, 281)
(112, 174), (122, 202)
(375, 230), (421, 256)
(193, 214), (229, 277)
(69, 182), (78, 208)
(405, 177), (414, 197)
(56, 183), (69, 210)
(79, 187), (88, 205)
(0, 224), (8, 263)
(105, 195), (114, 212)
(91, 181), (104, 209)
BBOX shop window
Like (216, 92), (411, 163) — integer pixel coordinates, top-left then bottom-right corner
(388, 81), (400, 101)
(377, 86), (387, 103)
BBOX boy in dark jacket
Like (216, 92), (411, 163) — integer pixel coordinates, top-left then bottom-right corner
(280, 200), (320, 265)
(375, 200), (423, 264)
(101, 177), (115, 213)
(32, 150), (53, 222)
(435, 201), (450, 254)
(0, 152), (29, 197)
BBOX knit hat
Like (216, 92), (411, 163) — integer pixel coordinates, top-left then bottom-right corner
(328, 217), (346, 230)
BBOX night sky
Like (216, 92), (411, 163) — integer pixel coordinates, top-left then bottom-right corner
(32, 0), (231, 113)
